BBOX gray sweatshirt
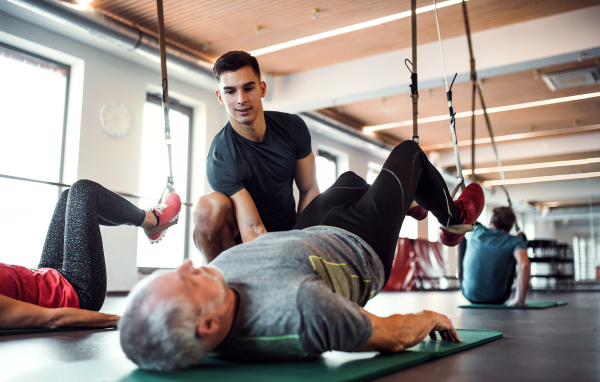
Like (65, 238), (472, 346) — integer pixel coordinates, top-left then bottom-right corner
(211, 226), (385, 361)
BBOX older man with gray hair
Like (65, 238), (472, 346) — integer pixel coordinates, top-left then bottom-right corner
(119, 141), (485, 371)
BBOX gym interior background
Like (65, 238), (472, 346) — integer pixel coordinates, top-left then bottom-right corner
(0, 0), (599, 381)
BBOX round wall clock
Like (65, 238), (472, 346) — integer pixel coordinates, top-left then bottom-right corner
(100, 101), (132, 138)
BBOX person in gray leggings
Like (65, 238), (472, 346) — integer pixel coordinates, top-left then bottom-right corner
(0, 179), (180, 330)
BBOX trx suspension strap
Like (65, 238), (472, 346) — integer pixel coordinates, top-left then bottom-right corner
(157, 0), (175, 197)
(433, 0), (464, 198)
(462, 0), (477, 182)
(408, 0), (419, 144)
(461, 1), (524, 238)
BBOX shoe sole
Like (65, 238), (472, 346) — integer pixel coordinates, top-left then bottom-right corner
(439, 224), (475, 234)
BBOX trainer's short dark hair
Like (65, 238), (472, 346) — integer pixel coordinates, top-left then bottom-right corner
(491, 206), (516, 232)
(213, 51), (261, 82)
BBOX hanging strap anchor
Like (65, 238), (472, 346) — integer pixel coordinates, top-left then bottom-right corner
(162, 78), (175, 196)
(406, 59), (419, 144)
(157, 0), (175, 200)
(445, 73), (464, 198)
(408, 0), (419, 144)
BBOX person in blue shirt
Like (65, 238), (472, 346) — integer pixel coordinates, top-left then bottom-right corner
(461, 206), (530, 306)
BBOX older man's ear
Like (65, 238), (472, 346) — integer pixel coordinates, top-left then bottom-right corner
(196, 314), (220, 339)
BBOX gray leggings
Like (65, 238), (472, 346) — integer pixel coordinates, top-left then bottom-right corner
(38, 180), (146, 311)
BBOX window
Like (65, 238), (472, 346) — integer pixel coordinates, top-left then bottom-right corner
(428, 212), (439, 242)
(400, 218), (418, 239)
(366, 161), (382, 185)
(0, 43), (70, 268)
(315, 150), (337, 192)
(136, 94), (193, 269)
(573, 236), (598, 282)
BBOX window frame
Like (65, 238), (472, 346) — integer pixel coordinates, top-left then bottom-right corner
(317, 148), (338, 175)
(0, 42), (71, 197)
(138, 93), (194, 274)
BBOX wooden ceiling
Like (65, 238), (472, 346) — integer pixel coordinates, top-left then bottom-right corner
(451, 150), (600, 182)
(84, 0), (600, 208)
(321, 58), (600, 146)
(88, 0), (600, 75)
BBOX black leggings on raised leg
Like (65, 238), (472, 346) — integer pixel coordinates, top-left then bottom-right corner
(294, 140), (461, 282)
(37, 180), (146, 311)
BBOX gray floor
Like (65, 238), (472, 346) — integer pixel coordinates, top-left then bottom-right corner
(1, 291), (598, 381)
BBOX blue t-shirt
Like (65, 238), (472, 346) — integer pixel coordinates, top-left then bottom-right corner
(461, 225), (527, 303)
(206, 111), (312, 232)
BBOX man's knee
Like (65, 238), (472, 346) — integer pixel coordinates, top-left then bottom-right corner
(330, 171), (369, 189)
(388, 140), (420, 157)
(59, 189), (70, 202)
(194, 192), (233, 234)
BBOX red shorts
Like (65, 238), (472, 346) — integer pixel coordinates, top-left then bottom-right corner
(0, 263), (79, 308)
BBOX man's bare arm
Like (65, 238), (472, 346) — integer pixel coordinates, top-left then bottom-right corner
(230, 188), (268, 243)
(508, 249), (530, 306)
(294, 152), (320, 215)
(358, 309), (461, 352)
(0, 294), (119, 330)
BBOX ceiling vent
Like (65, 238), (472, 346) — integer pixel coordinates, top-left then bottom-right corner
(542, 66), (600, 91)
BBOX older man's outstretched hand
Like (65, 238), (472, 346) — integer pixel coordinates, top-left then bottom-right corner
(360, 309), (461, 353)
(428, 312), (462, 342)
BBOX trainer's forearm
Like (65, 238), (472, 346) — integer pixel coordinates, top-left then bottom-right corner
(359, 309), (437, 352)
(239, 223), (268, 243)
(515, 263), (531, 304)
(298, 186), (320, 216)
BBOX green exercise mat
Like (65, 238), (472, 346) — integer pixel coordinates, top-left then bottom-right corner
(8, 329), (501, 382)
(458, 301), (567, 309)
(0, 327), (116, 337)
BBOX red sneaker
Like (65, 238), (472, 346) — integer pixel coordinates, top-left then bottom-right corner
(144, 192), (182, 244)
(439, 183), (484, 246)
(407, 204), (428, 221)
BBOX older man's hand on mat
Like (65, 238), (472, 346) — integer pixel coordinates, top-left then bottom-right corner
(359, 309), (461, 354)
(428, 312), (462, 342)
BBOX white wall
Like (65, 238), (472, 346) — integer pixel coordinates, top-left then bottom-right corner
(1, 10), (390, 292)
(292, 129), (386, 211)
(0, 10), (228, 291)
(311, 133), (383, 180)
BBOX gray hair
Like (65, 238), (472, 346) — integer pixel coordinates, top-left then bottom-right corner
(119, 272), (210, 371)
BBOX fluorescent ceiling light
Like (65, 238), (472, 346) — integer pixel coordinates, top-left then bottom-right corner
(249, 0), (465, 56)
(364, 92), (600, 132)
(482, 172), (600, 187)
(463, 157), (600, 175)
(420, 124), (600, 151)
(536, 201), (561, 208)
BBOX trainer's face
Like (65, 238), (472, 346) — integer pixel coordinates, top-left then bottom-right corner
(156, 260), (228, 310)
(216, 66), (266, 126)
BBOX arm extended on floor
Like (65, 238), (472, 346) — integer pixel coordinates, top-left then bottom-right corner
(507, 249), (530, 307)
(359, 309), (461, 352)
(0, 294), (119, 330)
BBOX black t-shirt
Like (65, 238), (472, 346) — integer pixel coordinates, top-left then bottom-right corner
(206, 111), (312, 232)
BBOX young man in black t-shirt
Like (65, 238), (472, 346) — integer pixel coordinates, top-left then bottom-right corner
(194, 51), (320, 263)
